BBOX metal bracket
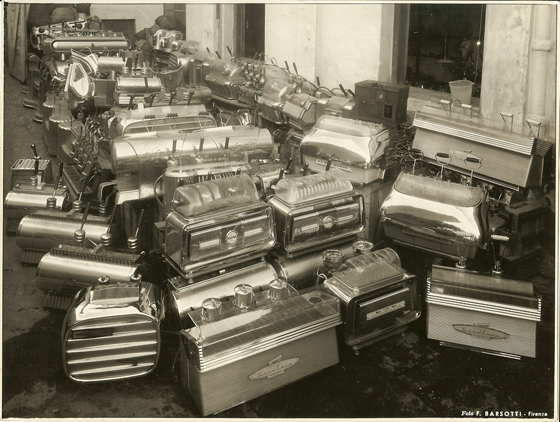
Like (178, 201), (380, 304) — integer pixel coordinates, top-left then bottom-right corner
(526, 118), (541, 138)
(499, 112), (514, 132)
(461, 103), (473, 116)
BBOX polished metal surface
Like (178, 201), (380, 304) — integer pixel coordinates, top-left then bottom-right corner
(426, 265), (541, 358)
(283, 93), (318, 131)
(37, 245), (139, 284)
(10, 158), (52, 187)
(165, 260), (278, 330)
(270, 170), (365, 254)
(108, 104), (212, 138)
(324, 248), (421, 349)
(16, 211), (112, 252)
(380, 172), (489, 259)
(41, 32), (129, 55)
(97, 56), (126, 74)
(271, 241), (355, 290)
(110, 126), (272, 204)
(115, 77), (162, 94)
(257, 79), (295, 124)
(62, 280), (162, 382)
(162, 161), (251, 213)
(300, 115), (390, 184)
(4, 187), (68, 211)
(183, 286), (341, 372)
(412, 108), (554, 189)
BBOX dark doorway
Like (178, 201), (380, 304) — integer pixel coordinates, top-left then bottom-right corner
(241, 4), (265, 58)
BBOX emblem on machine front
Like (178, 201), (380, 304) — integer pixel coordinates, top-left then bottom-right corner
(249, 355), (300, 380)
(453, 323), (510, 340)
(225, 230), (239, 246)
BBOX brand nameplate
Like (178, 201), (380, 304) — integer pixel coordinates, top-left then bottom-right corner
(453, 324), (510, 340)
(449, 149), (482, 163)
(316, 159), (349, 171)
(249, 355), (299, 380)
(366, 300), (405, 320)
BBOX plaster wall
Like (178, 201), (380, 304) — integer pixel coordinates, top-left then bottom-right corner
(90, 4), (162, 32)
(185, 4), (219, 55)
(314, 4), (386, 89)
(266, 4), (394, 89)
(480, 5), (532, 127)
(265, 4), (318, 81)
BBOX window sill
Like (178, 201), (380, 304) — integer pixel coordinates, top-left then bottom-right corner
(406, 86), (481, 123)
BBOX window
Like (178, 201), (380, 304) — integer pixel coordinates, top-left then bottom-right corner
(235, 4), (265, 58)
(407, 4), (485, 98)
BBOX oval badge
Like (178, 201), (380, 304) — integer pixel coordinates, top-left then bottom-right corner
(453, 324), (510, 341)
(225, 230), (239, 246)
(323, 216), (334, 229)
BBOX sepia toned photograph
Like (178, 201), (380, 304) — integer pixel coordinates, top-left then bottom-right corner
(2, 1), (558, 419)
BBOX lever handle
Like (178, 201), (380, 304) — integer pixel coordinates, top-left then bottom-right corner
(278, 168), (285, 180)
(491, 234), (509, 243)
(316, 76), (321, 86)
(227, 46), (233, 57)
(284, 61), (290, 72)
(215, 50), (221, 60)
(339, 84), (348, 97)
(285, 157), (293, 172)
(409, 148), (424, 160)
(435, 152), (452, 165)
(57, 162), (64, 179)
(199, 137), (204, 152)
(325, 159), (332, 171)
(301, 162), (309, 176)
(292, 62), (299, 75)
(31, 144), (39, 158)
(187, 90), (194, 106)
(347, 89), (355, 97)
(224, 136), (230, 150)
(168, 91), (176, 106)
(80, 202), (91, 230)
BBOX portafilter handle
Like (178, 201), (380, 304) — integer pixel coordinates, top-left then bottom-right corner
(464, 156), (482, 186)
(435, 152), (452, 179)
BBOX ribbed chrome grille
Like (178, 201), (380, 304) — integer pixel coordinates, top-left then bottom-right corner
(65, 315), (159, 382)
(169, 54), (178, 68)
(125, 116), (215, 134)
(12, 158), (50, 171)
(413, 118), (534, 155)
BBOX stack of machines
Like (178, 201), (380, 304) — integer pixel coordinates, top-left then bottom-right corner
(268, 169), (365, 290)
(6, 19), (555, 415)
(379, 104), (552, 359)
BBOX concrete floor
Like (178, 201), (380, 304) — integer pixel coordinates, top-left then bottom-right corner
(2, 72), (558, 419)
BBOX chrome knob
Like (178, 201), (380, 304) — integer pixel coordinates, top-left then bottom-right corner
(46, 197), (57, 209)
(201, 298), (222, 321)
(353, 240), (374, 256)
(100, 232), (112, 246)
(72, 199), (82, 211)
(98, 275), (110, 285)
(233, 284), (255, 309)
(268, 279), (290, 302)
(74, 229), (85, 244)
(322, 249), (344, 272)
